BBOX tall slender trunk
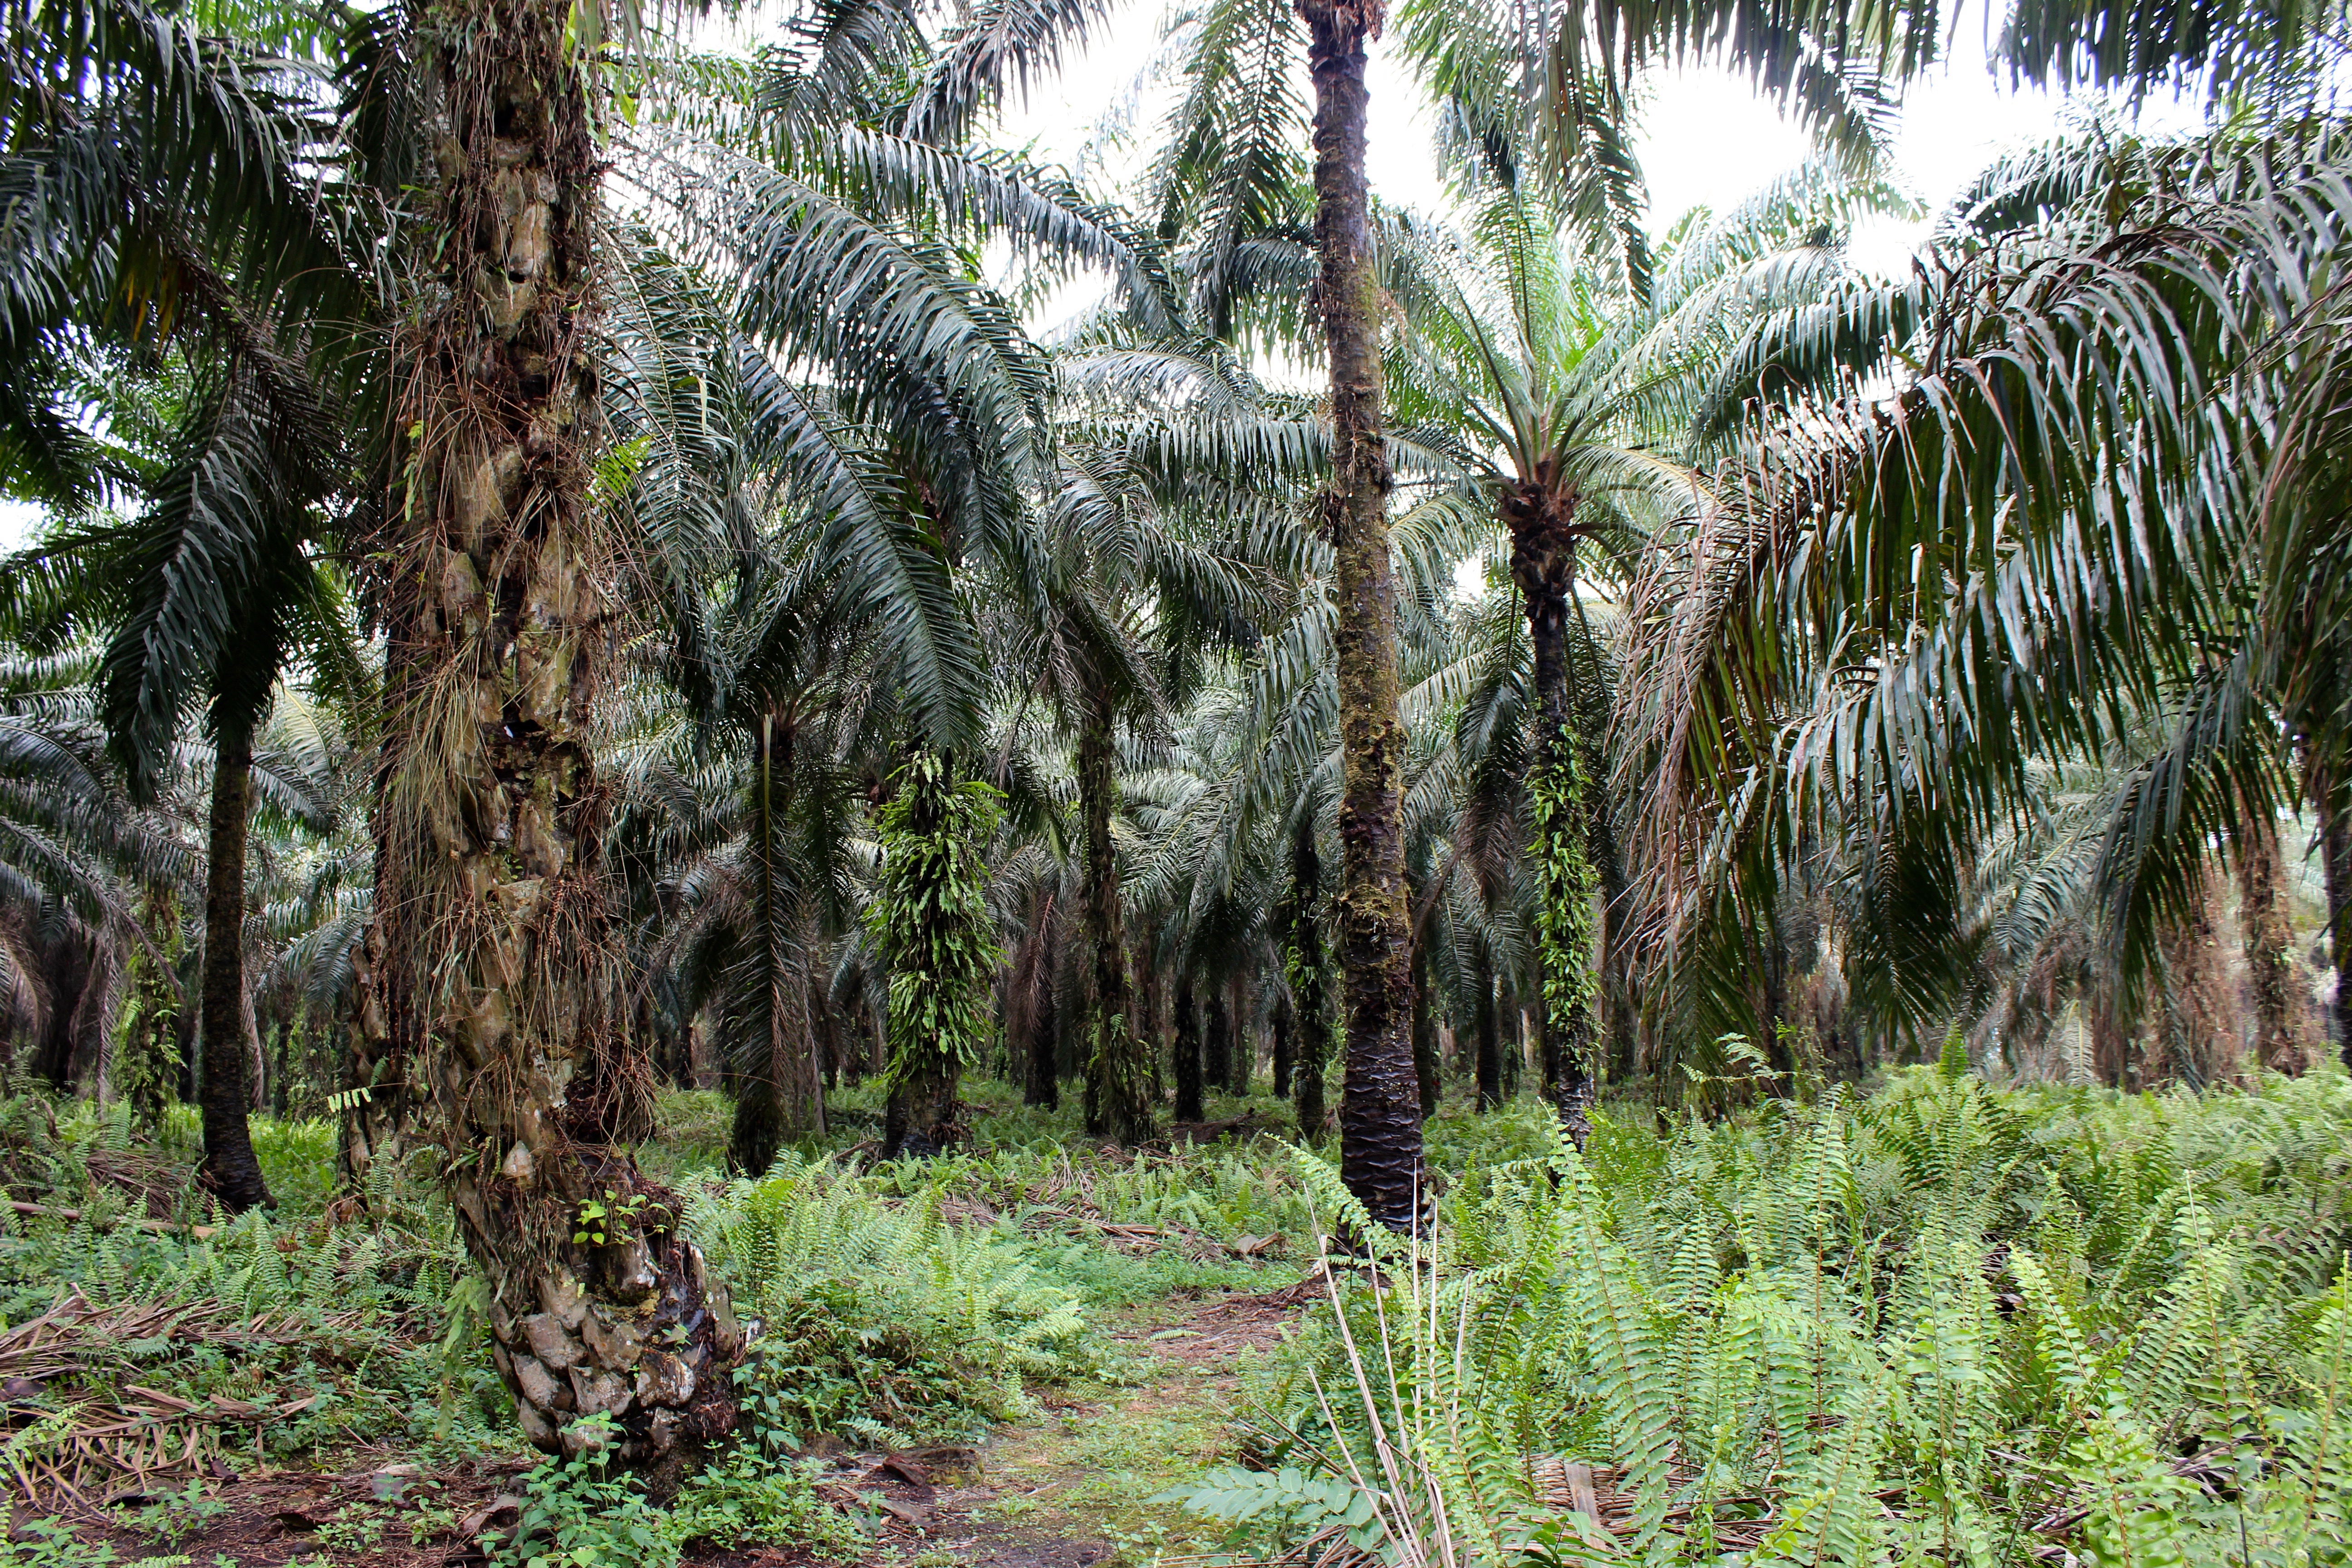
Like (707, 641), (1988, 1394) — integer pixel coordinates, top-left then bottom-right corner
(1172, 973), (1203, 1124)
(198, 724), (270, 1211)
(1410, 932), (1436, 1119)
(1078, 685), (1152, 1141)
(1507, 469), (1595, 1127)
(1026, 960), (1060, 1110)
(1270, 990), (1294, 1097)
(2308, 756), (2351, 1063)
(1231, 972), (1254, 1090)
(731, 711), (812, 1175)
(2235, 812), (2307, 1074)
(1474, 947), (1501, 1111)
(1289, 819), (1330, 1137)
(364, 0), (738, 1460)
(1204, 984), (1231, 1095)
(1303, 0), (1416, 1229)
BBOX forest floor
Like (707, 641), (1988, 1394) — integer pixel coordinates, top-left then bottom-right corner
(46, 1275), (1309, 1568)
(27, 1145), (1321, 1568)
(856, 1275), (1315, 1568)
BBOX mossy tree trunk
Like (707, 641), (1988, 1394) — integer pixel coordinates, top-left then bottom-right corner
(357, 0), (740, 1461)
(1303, 0), (1417, 1229)
(198, 722), (271, 1211)
(1504, 465), (1596, 1127)
(1287, 818), (1330, 1137)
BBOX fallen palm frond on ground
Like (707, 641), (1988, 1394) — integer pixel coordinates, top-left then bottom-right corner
(0, 1292), (374, 1513)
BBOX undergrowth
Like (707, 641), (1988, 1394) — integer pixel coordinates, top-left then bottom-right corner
(1187, 1054), (2352, 1566)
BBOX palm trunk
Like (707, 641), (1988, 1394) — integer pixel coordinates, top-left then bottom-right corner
(2157, 865), (2236, 1087)
(1270, 990), (1294, 1097)
(2310, 758), (2351, 1063)
(1172, 972), (1203, 1124)
(1204, 984), (1231, 1095)
(1410, 934), (1437, 1119)
(1026, 961), (1060, 1110)
(365, 0), (738, 1460)
(1289, 819), (1330, 1137)
(731, 714), (788, 1175)
(1078, 685), (1152, 1141)
(1507, 472), (1595, 1127)
(198, 724), (270, 1211)
(2235, 812), (2307, 1073)
(1474, 947), (1501, 1111)
(1304, 0), (1416, 1230)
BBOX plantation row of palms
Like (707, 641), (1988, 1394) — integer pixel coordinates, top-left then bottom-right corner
(3, 0), (2350, 1458)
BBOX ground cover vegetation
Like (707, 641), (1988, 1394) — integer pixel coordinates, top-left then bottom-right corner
(2, 0), (2352, 1557)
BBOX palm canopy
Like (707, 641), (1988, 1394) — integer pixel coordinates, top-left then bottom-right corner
(1616, 113), (2352, 1050)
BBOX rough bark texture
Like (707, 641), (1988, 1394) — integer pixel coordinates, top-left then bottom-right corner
(1303, 0), (1416, 1229)
(1289, 820), (1330, 1137)
(2236, 813), (2308, 1074)
(1473, 949), (1501, 1112)
(197, 729), (271, 1211)
(2157, 867), (2238, 1087)
(1172, 973), (1203, 1124)
(355, 0), (738, 1461)
(1505, 465), (1592, 1120)
(1078, 688), (1152, 1142)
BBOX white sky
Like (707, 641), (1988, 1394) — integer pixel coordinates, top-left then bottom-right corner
(0, 1), (2200, 554)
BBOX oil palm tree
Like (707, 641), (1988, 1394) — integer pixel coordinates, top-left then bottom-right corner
(1616, 118), (2352, 1061)
(1382, 167), (1892, 1105)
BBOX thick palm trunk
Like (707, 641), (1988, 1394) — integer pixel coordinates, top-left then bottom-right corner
(1172, 973), (1204, 1123)
(2235, 813), (2307, 1073)
(359, 0), (739, 1460)
(198, 726), (270, 1211)
(1303, 0), (1417, 1230)
(1507, 472), (1595, 1127)
(1289, 819), (1330, 1137)
(1078, 686), (1152, 1142)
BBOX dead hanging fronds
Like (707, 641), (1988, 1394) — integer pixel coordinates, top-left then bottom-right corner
(0, 1292), (368, 1514)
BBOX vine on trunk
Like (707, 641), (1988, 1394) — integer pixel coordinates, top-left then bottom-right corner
(1530, 730), (1597, 1124)
(867, 754), (1003, 1154)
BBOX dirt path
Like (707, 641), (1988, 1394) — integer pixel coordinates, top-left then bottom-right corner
(855, 1279), (1316, 1568)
